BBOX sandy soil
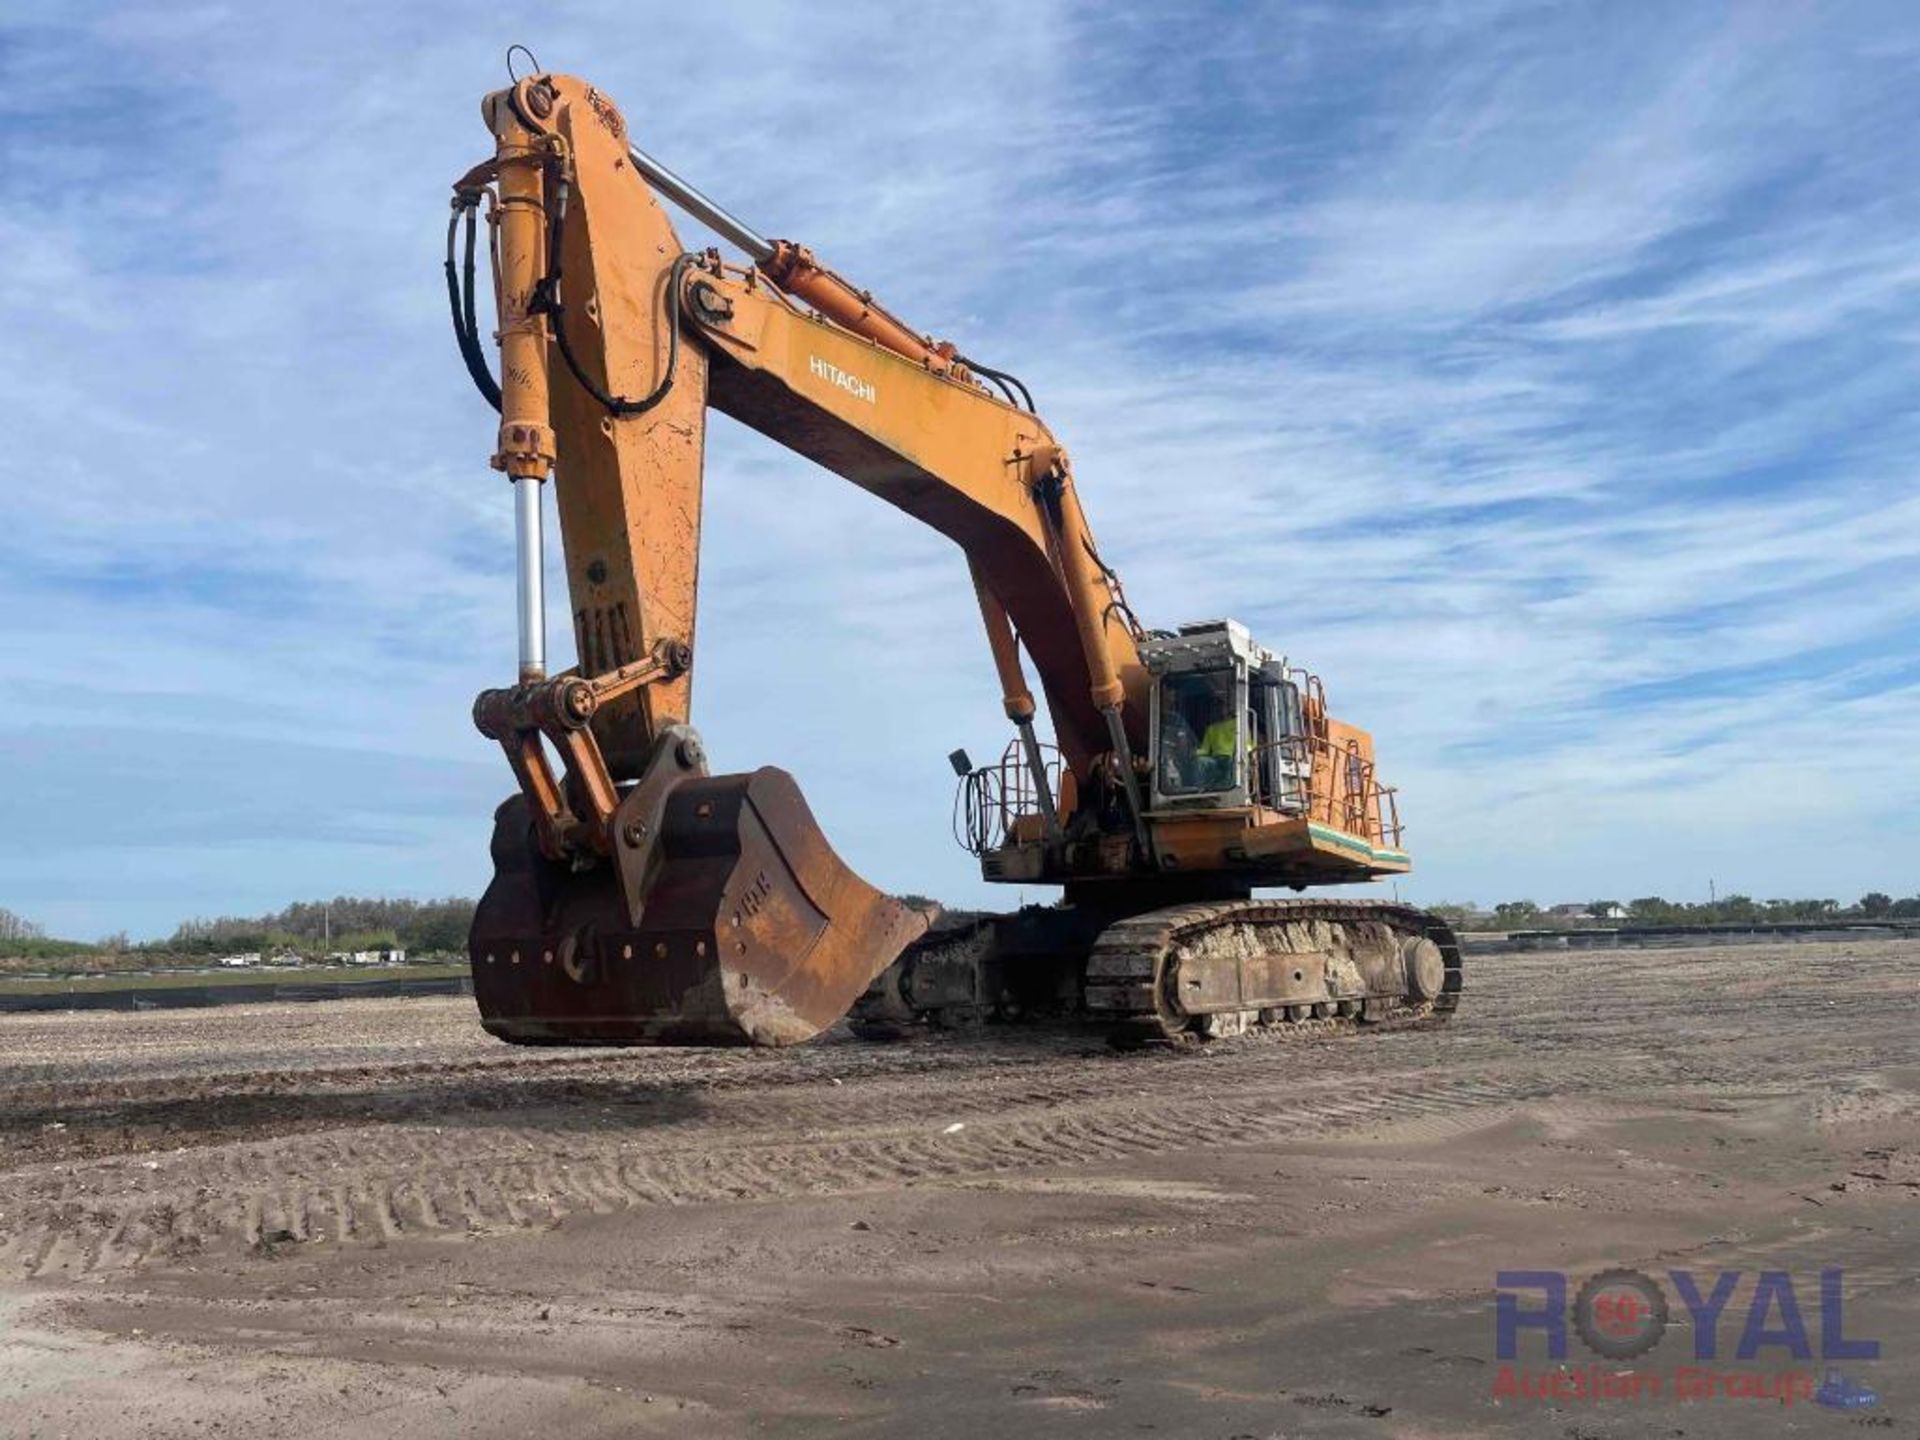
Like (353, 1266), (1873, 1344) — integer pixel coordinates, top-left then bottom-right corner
(1, 938), (1915, 1437)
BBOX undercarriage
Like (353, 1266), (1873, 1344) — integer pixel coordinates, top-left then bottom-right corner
(851, 898), (1462, 1048)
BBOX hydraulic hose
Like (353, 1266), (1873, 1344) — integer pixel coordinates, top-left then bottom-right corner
(445, 198), (503, 411)
(956, 354), (1034, 412)
(534, 166), (689, 417)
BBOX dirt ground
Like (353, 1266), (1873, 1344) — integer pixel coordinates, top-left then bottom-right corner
(0, 937), (1915, 1438)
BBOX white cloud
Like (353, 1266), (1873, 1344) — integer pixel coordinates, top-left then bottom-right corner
(2, 0), (1918, 937)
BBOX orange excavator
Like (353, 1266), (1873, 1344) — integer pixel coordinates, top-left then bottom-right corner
(445, 62), (1461, 1048)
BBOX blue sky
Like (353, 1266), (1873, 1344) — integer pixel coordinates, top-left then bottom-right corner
(3, 2), (1917, 939)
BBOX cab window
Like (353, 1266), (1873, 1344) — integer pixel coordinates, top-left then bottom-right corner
(1158, 670), (1238, 795)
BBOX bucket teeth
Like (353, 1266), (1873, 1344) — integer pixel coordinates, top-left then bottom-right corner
(469, 768), (929, 1046)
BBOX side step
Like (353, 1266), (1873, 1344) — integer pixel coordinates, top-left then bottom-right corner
(469, 767), (929, 1046)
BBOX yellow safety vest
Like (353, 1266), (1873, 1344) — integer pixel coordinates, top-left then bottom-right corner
(1197, 719), (1239, 758)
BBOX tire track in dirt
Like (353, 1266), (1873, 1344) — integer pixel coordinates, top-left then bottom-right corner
(0, 1041), (1842, 1281)
(3, 941), (1915, 1280)
(0, 1056), (1567, 1277)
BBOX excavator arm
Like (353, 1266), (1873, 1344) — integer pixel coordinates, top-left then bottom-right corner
(452, 71), (1155, 1044)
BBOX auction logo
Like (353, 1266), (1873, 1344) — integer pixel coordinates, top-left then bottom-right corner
(1493, 1268), (1880, 1409)
(1572, 1268), (1669, 1360)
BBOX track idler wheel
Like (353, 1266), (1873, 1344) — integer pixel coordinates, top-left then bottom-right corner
(470, 761), (928, 1046)
(1402, 935), (1447, 1001)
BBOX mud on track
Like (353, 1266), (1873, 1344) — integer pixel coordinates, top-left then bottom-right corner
(2, 938), (1916, 1281)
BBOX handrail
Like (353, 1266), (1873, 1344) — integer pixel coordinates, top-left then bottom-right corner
(1250, 734), (1404, 848)
(959, 728), (1404, 856)
(956, 736), (1064, 856)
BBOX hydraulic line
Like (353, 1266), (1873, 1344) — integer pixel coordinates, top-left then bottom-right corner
(544, 254), (690, 416)
(446, 198), (502, 411)
(533, 165), (691, 417)
(956, 354), (1034, 413)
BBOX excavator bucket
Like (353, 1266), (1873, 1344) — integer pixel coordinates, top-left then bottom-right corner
(469, 767), (929, 1046)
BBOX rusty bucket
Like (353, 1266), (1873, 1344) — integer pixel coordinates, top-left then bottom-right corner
(469, 767), (929, 1045)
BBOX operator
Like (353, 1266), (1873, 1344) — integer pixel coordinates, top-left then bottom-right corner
(1197, 716), (1239, 761)
(1193, 712), (1240, 789)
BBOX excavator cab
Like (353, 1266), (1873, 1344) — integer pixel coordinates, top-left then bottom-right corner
(1144, 620), (1306, 815)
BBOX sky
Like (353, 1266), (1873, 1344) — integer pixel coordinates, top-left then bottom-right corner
(2, 1), (1917, 941)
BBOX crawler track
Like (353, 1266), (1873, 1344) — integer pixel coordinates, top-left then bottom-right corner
(1087, 899), (1464, 1046)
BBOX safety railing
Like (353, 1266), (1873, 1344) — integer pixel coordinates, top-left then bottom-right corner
(955, 736), (1063, 857)
(954, 728), (1403, 856)
(1251, 734), (1404, 849)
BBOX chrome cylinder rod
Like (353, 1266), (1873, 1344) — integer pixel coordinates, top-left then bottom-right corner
(514, 476), (546, 682)
(626, 143), (776, 264)
(1102, 706), (1154, 860)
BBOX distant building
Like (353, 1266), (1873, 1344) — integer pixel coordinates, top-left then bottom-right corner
(330, 947), (407, 966)
(1548, 903), (1627, 922)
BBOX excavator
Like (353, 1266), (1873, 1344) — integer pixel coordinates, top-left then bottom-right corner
(445, 61), (1462, 1049)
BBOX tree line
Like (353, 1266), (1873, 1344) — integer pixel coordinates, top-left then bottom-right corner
(161, 896), (478, 956)
(0, 897), (477, 959)
(8, 888), (1917, 959)
(0, 906), (44, 943)
(1429, 893), (1920, 931)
